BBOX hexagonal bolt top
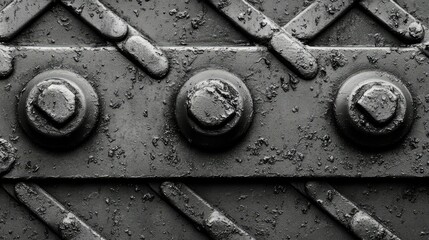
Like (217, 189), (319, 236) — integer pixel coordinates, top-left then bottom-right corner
(176, 69), (253, 150)
(186, 80), (238, 129)
(18, 70), (99, 150)
(35, 83), (77, 125)
(356, 85), (398, 125)
(334, 71), (414, 148)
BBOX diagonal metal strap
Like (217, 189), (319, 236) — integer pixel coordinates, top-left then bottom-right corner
(205, 0), (318, 79)
(283, 0), (356, 41)
(116, 26), (170, 79)
(282, 0), (429, 66)
(60, 0), (128, 41)
(0, 0), (170, 79)
(291, 181), (401, 240)
(150, 182), (255, 240)
(59, 0), (169, 79)
(2, 182), (106, 240)
(359, 0), (425, 43)
(284, 0), (427, 45)
(0, 0), (55, 41)
(0, 45), (13, 78)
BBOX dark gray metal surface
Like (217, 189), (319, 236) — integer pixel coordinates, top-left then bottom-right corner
(0, 46), (427, 178)
(1, 0), (429, 239)
(2, 182), (106, 239)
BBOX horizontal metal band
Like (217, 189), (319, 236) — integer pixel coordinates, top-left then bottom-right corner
(0, 46), (428, 179)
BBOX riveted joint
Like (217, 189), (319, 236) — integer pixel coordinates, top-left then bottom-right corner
(176, 69), (253, 150)
(334, 71), (414, 148)
(35, 83), (77, 126)
(186, 79), (238, 129)
(18, 70), (100, 150)
(356, 85), (399, 125)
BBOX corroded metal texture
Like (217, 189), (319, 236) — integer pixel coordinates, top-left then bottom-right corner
(359, 0), (425, 43)
(0, 46), (428, 178)
(175, 69), (254, 149)
(0, 46), (12, 77)
(292, 181), (401, 240)
(60, 0), (128, 41)
(17, 69), (100, 149)
(334, 71), (414, 148)
(0, 0), (55, 41)
(283, 0), (356, 41)
(205, 0), (319, 79)
(1, 0), (429, 239)
(0, 139), (16, 175)
(151, 182), (255, 240)
(3, 182), (106, 239)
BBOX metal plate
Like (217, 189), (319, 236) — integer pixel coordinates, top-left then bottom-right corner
(0, 46), (428, 178)
(1, 0), (429, 239)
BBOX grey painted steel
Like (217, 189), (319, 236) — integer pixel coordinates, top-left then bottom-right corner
(0, 139), (16, 175)
(205, 0), (318, 79)
(116, 27), (169, 79)
(2, 182), (106, 240)
(359, 0), (425, 43)
(0, 0), (428, 239)
(0, 46), (12, 78)
(334, 71), (414, 148)
(175, 69), (254, 149)
(60, 0), (169, 79)
(283, 0), (427, 46)
(0, 0), (55, 40)
(0, 0), (170, 80)
(0, 46), (427, 178)
(205, 0), (279, 42)
(292, 181), (401, 240)
(283, 0), (356, 41)
(17, 70), (100, 150)
(153, 182), (255, 240)
(59, 0), (128, 41)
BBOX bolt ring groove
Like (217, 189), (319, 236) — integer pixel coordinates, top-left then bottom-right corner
(348, 81), (407, 134)
(25, 79), (86, 137)
(17, 69), (99, 150)
(334, 71), (414, 148)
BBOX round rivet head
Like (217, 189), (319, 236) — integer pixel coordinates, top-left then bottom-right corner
(408, 22), (425, 40)
(0, 139), (16, 175)
(176, 69), (253, 149)
(18, 70), (99, 150)
(187, 80), (237, 128)
(334, 71), (413, 148)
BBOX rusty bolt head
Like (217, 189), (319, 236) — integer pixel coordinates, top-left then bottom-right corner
(36, 84), (76, 125)
(408, 22), (425, 39)
(176, 69), (254, 150)
(187, 80), (237, 129)
(18, 70), (100, 150)
(356, 85), (398, 125)
(0, 139), (16, 175)
(334, 71), (414, 148)
(0, 48), (13, 78)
